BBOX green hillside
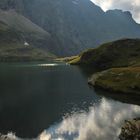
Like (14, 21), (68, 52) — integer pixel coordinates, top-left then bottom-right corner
(0, 10), (55, 61)
(70, 39), (140, 70)
(88, 67), (140, 94)
(0, 42), (55, 62)
(70, 39), (140, 94)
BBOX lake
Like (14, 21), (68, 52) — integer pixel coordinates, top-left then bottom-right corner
(0, 62), (140, 140)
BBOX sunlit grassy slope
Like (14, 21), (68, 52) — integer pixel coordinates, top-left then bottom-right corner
(89, 67), (140, 94)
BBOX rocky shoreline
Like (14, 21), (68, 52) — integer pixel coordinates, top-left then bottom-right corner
(0, 134), (17, 140)
(119, 118), (140, 140)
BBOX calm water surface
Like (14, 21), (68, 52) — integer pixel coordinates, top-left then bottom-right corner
(0, 62), (140, 140)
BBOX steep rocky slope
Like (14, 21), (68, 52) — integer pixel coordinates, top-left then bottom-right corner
(0, 9), (55, 61)
(0, 0), (140, 56)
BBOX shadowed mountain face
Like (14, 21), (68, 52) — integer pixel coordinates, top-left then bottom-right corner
(0, 0), (140, 56)
(0, 9), (54, 61)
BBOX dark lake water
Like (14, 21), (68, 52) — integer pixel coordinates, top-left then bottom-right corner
(0, 62), (140, 140)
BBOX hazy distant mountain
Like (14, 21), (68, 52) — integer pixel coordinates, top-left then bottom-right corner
(0, 0), (140, 56)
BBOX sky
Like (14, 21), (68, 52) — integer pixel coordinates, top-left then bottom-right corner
(91, 0), (140, 23)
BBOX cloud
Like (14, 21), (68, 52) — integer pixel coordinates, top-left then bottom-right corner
(91, 0), (140, 23)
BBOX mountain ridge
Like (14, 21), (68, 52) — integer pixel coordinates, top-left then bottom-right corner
(0, 0), (140, 56)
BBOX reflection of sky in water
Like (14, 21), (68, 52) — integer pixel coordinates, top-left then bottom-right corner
(0, 63), (99, 138)
(1, 63), (140, 140)
(39, 98), (140, 140)
(37, 64), (59, 67)
(7, 98), (140, 140)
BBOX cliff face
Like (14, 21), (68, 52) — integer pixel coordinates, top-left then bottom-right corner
(21, 0), (140, 56)
(0, 0), (140, 56)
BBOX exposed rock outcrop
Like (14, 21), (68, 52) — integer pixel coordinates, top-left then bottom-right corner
(119, 118), (140, 140)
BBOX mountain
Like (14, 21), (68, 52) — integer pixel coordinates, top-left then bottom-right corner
(69, 39), (140, 69)
(0, 9), (55, 61)
(0, 0), (140, 56)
